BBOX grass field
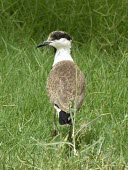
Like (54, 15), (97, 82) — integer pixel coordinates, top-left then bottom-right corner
(0, 0), (128, 169)
(1, 42), (128, 169)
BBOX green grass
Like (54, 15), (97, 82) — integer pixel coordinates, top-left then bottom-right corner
(1, 41), (128, 169)
(0, 0), (128, 169)
(0, 0), (128, 48)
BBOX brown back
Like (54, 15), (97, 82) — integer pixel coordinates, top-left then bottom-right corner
(46, 60), (85, 112)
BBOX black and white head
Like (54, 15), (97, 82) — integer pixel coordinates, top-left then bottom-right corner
(37, 31), (72, 51)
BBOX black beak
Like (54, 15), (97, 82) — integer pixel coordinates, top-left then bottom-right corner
(37, 40), (51, 48)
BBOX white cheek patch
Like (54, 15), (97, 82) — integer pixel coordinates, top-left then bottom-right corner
(50, 38), (71, 48)
(59, 38), (70, 46)
(58, 38), (66, 43)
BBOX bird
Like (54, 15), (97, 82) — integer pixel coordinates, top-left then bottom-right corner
(37, 31), (85, 137)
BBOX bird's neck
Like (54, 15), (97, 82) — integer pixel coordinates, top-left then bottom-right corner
(52, 48), (74, 66)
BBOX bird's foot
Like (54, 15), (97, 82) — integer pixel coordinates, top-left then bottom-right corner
(52, 129), (57, 137)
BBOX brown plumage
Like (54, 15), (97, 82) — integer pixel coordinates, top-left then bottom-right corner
(37, 31), (85, 137)
(46, 60), (85, 112)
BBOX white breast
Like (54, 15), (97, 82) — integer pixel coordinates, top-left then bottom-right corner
(52, 49), (74, 66)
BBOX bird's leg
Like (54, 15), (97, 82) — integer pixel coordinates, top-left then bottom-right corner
(68, 112), (77, 155)
(68, 112), (74, 141)
(68, 124), (73, 142)
(52, 108), (57, 137)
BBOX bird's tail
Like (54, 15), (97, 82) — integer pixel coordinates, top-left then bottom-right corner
(54, 104), (72, 125)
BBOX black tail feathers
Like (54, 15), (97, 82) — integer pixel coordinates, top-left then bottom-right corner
(59, 110), (72, 125)
(54, 104), (72, 125)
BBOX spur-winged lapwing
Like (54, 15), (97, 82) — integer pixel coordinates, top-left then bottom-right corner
(37, 31), (85, 136)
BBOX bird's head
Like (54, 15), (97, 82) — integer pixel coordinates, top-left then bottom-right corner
(37, 31), (72, 51)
